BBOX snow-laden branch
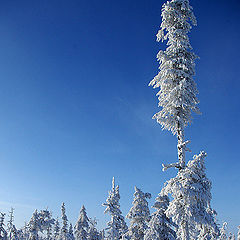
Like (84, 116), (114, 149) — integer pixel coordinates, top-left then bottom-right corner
(162, 162), (181, 171)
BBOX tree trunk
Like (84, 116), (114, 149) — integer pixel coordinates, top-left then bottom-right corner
(177, 120), (185, 169)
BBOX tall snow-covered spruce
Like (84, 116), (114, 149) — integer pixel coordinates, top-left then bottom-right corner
(149, 0), (199, 169)
(149, 0), (219, 239)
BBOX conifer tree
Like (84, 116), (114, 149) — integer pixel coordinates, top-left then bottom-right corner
(68, 223), (75, 240)
(161, 151), (218, 239)
(238, 226), (240, 240)
(74, 205), (89, 240)
(149, 1), (220, 239)
(144, 194), (176, 240)
(149, 0), (199, 169)
(228, 233), (236, 240)
(88, 218), (101, 240)
(59, 203), (69, 240)
(7, 208), (15, 239)
(126, 187), (151, 240)
(10, 225), (19, 240)
(0, 213), (7, 240)
(39, 209), (55, 239)
(22, 222), (29, 240)
(54, 218), (60, 239)
(29, 210), (40, 240)
(103, 177), (128, 240)
(219, 223), (228, 240)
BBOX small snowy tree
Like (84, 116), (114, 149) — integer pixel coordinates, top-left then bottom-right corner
(54, 218), (60, 239)
(29, 210), (40, 240)
(219, 223), (228, 240)
(144, 194), (176, 240)
(68, 224), (75, 240)
(238, 226), (240, 240)
(103, 177), (128, 240)
(7, 208), (15, 239)
(161, 151), (219, 240)
(59, 203), (69, 240)
(126, 187), (151, 240)
(22, 222), (29, 240)
(10, 225), (19, 240)
(88, 218), (101, 240)
(39, 209), (55, 239)
(228, 233), (236, 240)
(74, 205), (89, 240)
(0, 213), (7, 240)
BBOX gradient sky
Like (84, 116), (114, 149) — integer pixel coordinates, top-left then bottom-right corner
(0, 0), (239, 235)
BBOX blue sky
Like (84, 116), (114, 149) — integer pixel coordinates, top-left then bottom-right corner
(0, 0), (239, 234)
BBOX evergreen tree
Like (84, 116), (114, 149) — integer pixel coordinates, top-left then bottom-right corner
(237, 226), (240, 240)
(22, 222), (29, 240)
(88, 218), (101, 240)
(74, 205), (89, 240)
(149, 0), (199, 169)
(0, 213), (7, 240)
(161, 151), (219, 240)
(126, 187), (151, 240)
(7, 208), (15, 239)
(39, 209), (55, 239)
(29, 210), (40, 240)
(103, 177), (128, 240)
(54, 218), (60, 239)
(228, 233), (236, 240)
(10, 225), (19, 240)
(219, 223), (228, 240)
(59, 203), (69, 240)
(144, 194), (176, 240)
(68, 224), (75, 240)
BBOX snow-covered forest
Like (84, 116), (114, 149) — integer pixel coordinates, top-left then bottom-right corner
(0, 0), (239, 239)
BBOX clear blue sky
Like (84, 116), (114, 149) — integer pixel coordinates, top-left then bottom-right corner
(0, 0), (239, 234)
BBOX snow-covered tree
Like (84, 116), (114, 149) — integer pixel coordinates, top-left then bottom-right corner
(68, 224), (75, 240)
(0, 213), (7, 240)
(144, 194), (176, 240)
(218, 223), (228, 240)
(59, 203), (69, 240)
(161, 151), (219, 240)
(7, 208), (15, 239)
(39, 209), (55, 239)
(126, 187), (151, 240)
(22, 222), (29, 240)
(237, 226), (240, 240)
(88, 218), (101, 240)
(103, 177), (128, 240)
(54, 218), (60, 239)
(149, 0), (199, 169)
(228, 233), (236, 240)
(29, 210), (40, 240)
(74, 205), (89, 240)
(10, 225), (19, 240)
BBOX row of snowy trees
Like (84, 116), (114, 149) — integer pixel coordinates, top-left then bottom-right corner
(0, 203), (102, 240)
(0, 179), (239, 240)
